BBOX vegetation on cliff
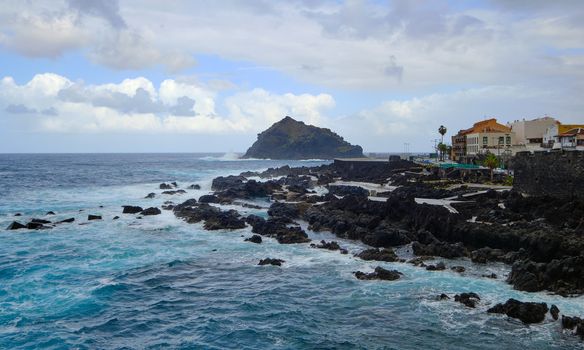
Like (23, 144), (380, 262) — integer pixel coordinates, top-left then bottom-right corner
(242, 116), (364, 159)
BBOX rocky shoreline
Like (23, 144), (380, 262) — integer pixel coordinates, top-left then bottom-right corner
(6, 160), (584, 340)
(175, 160), (584, 339)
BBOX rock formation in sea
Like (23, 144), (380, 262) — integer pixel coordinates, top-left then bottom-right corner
(242, 116), (364, 160)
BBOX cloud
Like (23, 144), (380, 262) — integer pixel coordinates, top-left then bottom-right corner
(5, 104), (37, 114)
(0, 12), (86, 58)
(68, 0), (126, 29)
(0, 73), (335, 135)
(1, 1), (583, 88)
(1, 72), (583, 152)
(41, 107), (58, 116)
(334, 84), (584, 151)
(88, 30), (196, 72)
(169, 97), (196, 116)
(0, 1), (194, 71)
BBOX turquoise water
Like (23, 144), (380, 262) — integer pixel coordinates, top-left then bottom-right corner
(0, 153), (583, 349)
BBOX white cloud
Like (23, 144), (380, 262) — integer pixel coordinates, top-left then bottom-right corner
(1, 1), (583, 88)
(0, 73), (335, 135)
(88, 29), (196, 72)
(225, 88), (335, 129)
(1, 72), (583, 152)
(335, 84), (584, 151)
(0, 11), (86, 58)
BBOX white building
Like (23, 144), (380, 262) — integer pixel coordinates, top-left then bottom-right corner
(508, 117), (557, 152)
(543, 123), (584, 149)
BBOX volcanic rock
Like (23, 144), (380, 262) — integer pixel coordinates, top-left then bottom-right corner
(122, 206), (143, 214)
(242, 116), (364, 160)
(487, 298), (548, 324)
(258, 258), (284, 266)
(6, 221), (26, 230)
(354, 267), (402, 281)
(356, 248), (398, 262)
(141, 207), (161, 216)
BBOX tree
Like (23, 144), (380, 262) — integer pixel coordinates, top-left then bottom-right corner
(438, 125), (447, 144)
(483, 152), (499, 181)
(438, 142), (448, 161)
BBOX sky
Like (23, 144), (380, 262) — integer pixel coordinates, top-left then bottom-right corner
(0, 0), (583, 153)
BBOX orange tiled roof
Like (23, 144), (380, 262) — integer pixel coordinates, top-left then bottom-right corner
(457, 118), (510, 136)
(558, 128), (584, 137)
(558, 124), (584, 134)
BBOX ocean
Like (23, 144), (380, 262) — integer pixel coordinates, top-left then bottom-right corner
(0, 153), (582, 349)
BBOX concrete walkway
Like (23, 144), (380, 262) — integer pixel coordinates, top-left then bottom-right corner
(330, 180), (397, 194)
(414, 198), (466, 214)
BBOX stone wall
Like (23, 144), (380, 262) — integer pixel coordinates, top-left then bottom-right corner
(511, 150), (584, 198)
(332, 159), (417, 183)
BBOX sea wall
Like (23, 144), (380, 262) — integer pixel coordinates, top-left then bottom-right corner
(332, 158), (416, 182)
(511, 150), (584, 198)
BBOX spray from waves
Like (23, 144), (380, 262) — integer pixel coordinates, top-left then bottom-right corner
(199, 152), (266, 161)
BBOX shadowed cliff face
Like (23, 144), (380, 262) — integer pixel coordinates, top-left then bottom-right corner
(243, 116), (365, 160)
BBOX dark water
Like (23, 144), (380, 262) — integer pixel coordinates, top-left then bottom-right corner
(0, 153), (582, 349)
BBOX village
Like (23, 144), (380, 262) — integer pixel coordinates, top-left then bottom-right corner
(448, 116), (584, 164)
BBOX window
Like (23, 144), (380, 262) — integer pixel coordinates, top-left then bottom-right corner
(506, 136), (511, 144)
(498, 136), (504, 145)
(483, 136), (488, 145)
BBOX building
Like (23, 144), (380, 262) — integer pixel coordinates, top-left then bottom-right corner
(451, 118), (515, 162)
(451, 133), (466, 162)
(543, 123), (584, 149)
(508, 116), (557, 152)
(557, 128), (584, 149)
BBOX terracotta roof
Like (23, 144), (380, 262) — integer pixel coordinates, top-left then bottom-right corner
(455, 118), (511, 136)
(558, 128), (584, 137)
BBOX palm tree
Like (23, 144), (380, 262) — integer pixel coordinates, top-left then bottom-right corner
(483, 153), (499, 181)
(438, 125), (447, 144)
(438, 142), (448, 161)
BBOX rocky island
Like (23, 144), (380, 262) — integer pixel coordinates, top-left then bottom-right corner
(242, 116), (364, 160)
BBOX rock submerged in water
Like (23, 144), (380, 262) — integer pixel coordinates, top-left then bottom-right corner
(122, 206), (143, 214)
(562, 315), (584, 339)
(174, 200), (246, 230)
(199, 194), (220, 203)
(245, 235), (262, 244)
(246, 215), (310, 244)
(258, 258), (284, 266)
(57, 218), (75, 223)
(487, 298), (548, 324)
(162, 190), (187, 195)
(451, 266), (466, 273)
(454, 292), (480, 308)
(145, 193), (156, 199)
(141, 207), (162, 216)
(356, 248), (398, 262)
(88, 215), (102, 221)
(310, 240), (341, 251)
(426, 262), (446, 271)
(354, 267), (402, 281)
(188, 184), (201, 190)
(550, 305), (560, 321)
(7, 221), (26, 230)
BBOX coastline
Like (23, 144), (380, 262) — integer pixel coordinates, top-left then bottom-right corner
(2, 154), (584, 348)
